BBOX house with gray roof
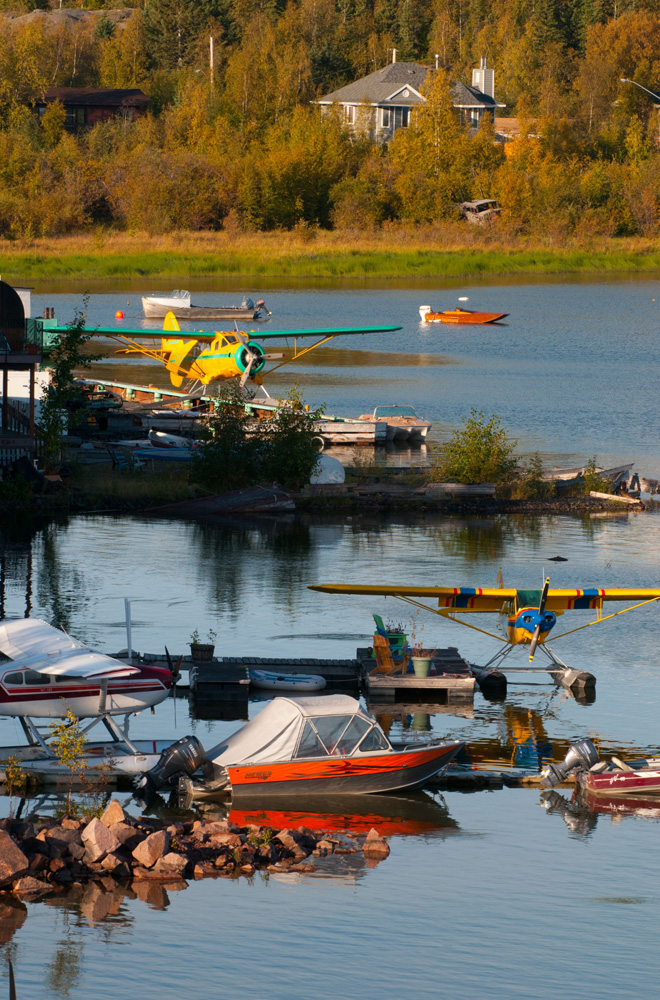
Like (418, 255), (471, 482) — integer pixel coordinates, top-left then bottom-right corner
(315, 55), (505, 143)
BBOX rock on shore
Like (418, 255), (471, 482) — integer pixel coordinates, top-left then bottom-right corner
(0, 804), (390, 902)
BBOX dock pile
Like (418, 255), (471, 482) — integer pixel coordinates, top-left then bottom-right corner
(0, 799), (390, 900)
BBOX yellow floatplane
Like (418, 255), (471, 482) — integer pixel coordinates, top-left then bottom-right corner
(309, 578), (660, 690)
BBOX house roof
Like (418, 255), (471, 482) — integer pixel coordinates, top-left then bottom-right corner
(319, 62), (429, 105)
(317, 62), (502, 109)
(38, 88), (149, 109)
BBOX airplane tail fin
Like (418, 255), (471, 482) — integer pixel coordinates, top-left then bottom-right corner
(163, 311), (181, 333)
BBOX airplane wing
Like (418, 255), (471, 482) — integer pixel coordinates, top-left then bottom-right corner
(241, 325), (403, 340)
(540, 588), (660, 611)
(309, 584), (518, 613)
(0, 619), (139, 679)
(46, 324), (402, 341)
(309, 584), (660, 613)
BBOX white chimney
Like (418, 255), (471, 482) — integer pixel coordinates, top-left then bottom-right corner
(392, 48), (397, 64)
(472, 56), (494, 98)
(435, 54), (440, 70)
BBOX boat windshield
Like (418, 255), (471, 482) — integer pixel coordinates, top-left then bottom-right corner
(358, 727), (391, 752)
(374, 406), (417, 418)
(294, 714), (373, 757)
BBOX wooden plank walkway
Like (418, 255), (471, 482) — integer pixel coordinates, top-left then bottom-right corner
(366, 674), (475, 702)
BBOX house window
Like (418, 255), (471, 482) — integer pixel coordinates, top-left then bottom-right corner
(64, 107), (86, 129)
(345, 105), (355, 124)
(393, 107), (409, 129)
(381, 107), (391, 128)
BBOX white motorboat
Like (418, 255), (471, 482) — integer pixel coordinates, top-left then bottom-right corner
(358, 405), (432, 441)
(249, 669), (327, 692)
(141, 291), (270, 321)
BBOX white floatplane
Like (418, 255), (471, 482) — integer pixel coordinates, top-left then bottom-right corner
(0, 619), (177, 782)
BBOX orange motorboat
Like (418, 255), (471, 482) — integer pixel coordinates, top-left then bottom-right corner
(419, 305), (508, 325)
(139, 695), (462, 800)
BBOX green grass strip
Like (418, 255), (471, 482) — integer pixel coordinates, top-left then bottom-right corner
(3, 248), (660, 281)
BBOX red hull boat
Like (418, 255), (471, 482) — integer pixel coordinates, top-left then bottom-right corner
(580, 758), (660, 797)
(542, 738), (660, 800)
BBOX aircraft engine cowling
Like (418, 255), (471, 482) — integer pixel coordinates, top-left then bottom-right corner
(236, 343), (266, 376)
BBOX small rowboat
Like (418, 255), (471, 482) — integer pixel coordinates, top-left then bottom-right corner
(419, 305), (508, 325)
(249, 669), (326, 693)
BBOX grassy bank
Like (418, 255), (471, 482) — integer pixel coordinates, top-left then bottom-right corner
(2, 230), (660, 282)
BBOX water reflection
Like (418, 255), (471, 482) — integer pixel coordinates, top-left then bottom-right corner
(541, 786), (660, 841)
(225, 790), (459, 840)
(0, 898), (27, 944)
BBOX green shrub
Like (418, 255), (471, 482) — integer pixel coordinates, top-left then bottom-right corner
(514, 453), (555, 499)
(432, 409), (518, 494)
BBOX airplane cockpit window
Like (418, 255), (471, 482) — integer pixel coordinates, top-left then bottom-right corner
(24, 670), (45, 684)
(3, 672), (24, 686)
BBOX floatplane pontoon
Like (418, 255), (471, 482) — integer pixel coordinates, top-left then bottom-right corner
(0, 619), (176, 784)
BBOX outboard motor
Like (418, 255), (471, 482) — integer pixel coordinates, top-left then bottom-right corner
(135, 735), (206, 799)
(541, 739), (600, 788)
(241, 297), (255, 310)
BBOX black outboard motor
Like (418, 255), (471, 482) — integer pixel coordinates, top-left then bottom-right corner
(541, 739), (600, 788)
(135, 736), (206, 799)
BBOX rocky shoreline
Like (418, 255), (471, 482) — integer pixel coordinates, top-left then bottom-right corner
(0, 800), (390, 902)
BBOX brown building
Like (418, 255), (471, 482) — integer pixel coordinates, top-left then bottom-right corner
(36, 88), (149, 131)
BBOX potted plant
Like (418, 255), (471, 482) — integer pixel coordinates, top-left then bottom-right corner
(190, 629), (217, 663)
(409, 614), (435, 677)
(384, 620), (408, 657)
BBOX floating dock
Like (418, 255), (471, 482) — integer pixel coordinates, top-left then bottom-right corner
(358, 647), (475, 703)
(121, 649), (478, 705)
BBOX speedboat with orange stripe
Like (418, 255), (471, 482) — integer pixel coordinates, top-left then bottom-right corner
(137, 695), (463, 800)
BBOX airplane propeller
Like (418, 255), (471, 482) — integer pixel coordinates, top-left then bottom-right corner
(529, 576), (550, 662)
(239, 348), (284, 388)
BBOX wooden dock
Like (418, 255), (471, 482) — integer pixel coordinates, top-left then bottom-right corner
(357, 647), (475, 703)
(365, 673), (475, 702)
(121, 648), (477, 705)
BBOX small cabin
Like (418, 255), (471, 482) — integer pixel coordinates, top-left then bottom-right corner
(36, 88), (149, 131)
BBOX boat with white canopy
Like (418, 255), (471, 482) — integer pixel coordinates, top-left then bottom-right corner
(137, 695), (463, 799)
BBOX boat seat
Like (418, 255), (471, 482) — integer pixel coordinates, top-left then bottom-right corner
(372, 633), (409, 675)
(610, 757), (633, 772)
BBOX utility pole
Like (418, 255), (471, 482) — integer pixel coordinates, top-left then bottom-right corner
(620, 78), (660, 142)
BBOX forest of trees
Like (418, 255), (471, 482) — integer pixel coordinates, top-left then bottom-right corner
(0, 0), (660, 239)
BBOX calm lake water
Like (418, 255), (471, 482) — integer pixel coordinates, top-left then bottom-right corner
(3, 275), (660, 998)
(32, 272), (660, 474)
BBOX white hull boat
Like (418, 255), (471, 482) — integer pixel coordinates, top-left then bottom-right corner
(142, 290), (269, 321)
(358, 405), (432, 442)
(0, 739), (171, 784)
